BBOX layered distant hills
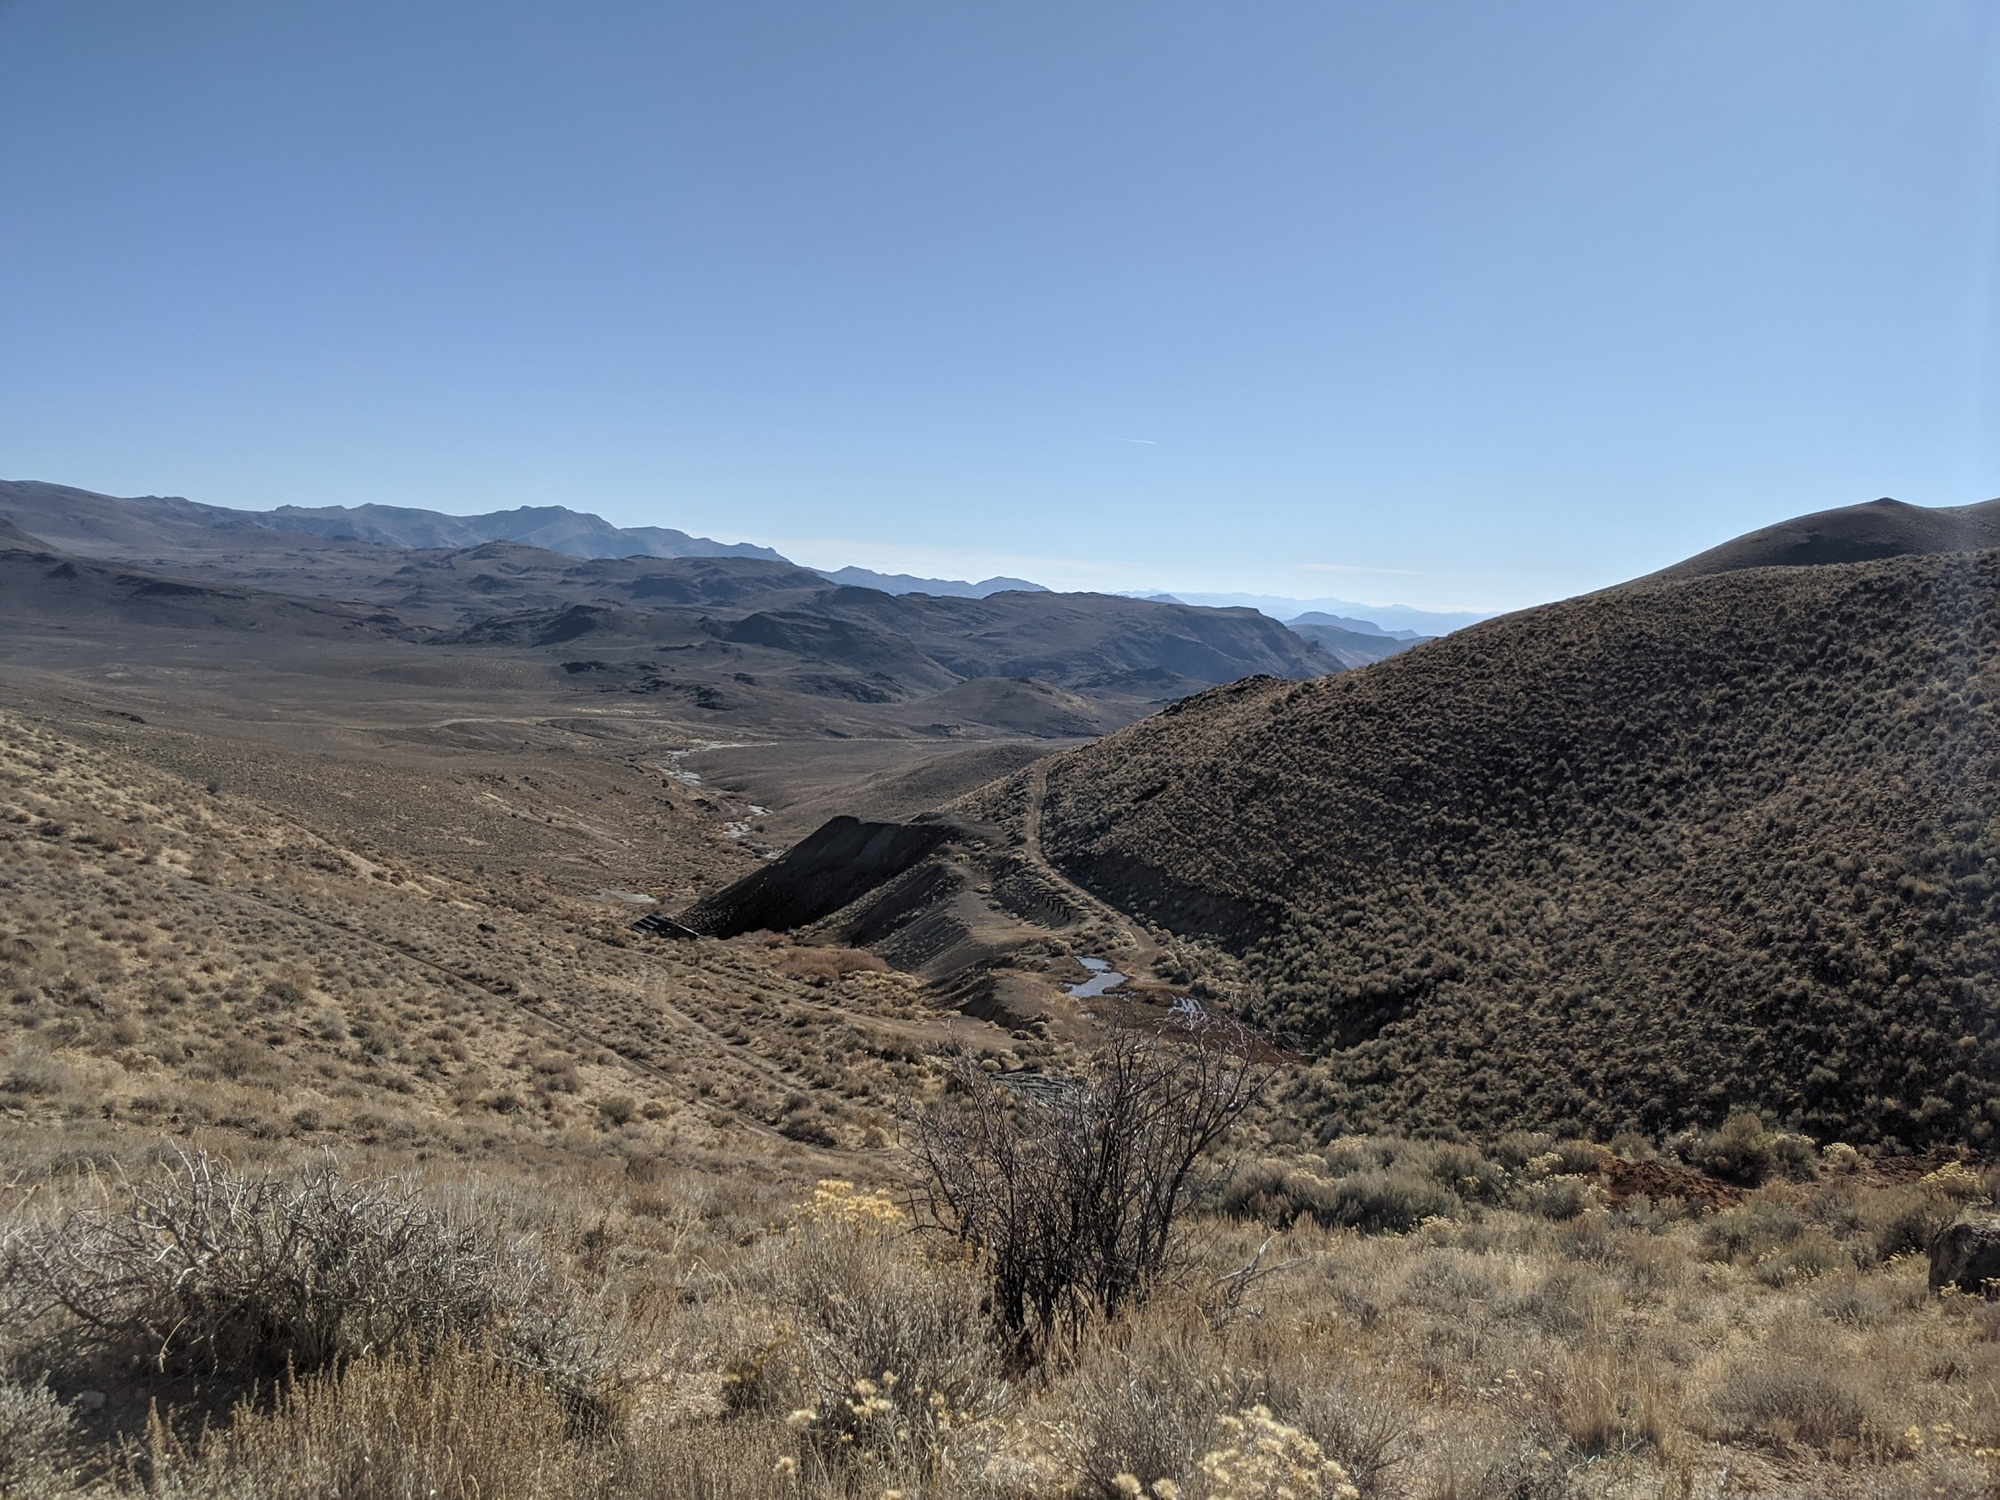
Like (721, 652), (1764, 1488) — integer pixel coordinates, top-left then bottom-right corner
(8, 475), (1997, 1149)
(0, 480), (778, 563)
(0, 480), (1351, 737)
(0, 481), (1078, 602)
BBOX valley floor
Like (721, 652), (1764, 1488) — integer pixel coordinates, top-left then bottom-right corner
(2, 688), (1996, 1499)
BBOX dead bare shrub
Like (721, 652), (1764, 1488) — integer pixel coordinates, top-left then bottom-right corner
(12, 1148), (599, 1402)
(911, 1009), (1270, 1357)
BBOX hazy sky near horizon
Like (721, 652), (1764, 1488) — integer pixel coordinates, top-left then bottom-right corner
(3, 2), (1997, 610)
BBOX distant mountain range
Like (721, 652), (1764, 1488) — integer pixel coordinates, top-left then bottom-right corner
(261, 501), (786, 561)
(812, 565), (1048, 598)
(0, 479), (1356, 739)
(0, 483), (1054, 600)
(1159, 592), (1492, 636)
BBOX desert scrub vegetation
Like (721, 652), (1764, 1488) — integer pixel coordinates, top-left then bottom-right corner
(961, 548), (2000, 1151)
(3, 1117), (1997, 1497)
(0, 707), (986, 1159)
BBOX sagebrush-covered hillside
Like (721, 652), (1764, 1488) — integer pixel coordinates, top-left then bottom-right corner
(965, 550), (2000, 1149)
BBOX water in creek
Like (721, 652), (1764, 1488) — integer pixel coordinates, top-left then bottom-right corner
(1066, 956), (1126, 999)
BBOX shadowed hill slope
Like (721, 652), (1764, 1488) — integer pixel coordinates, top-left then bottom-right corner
(1652, 496), (2000, 580)
(0, 538), (411, 640)
(959, 550), (2000, 1150)
(798, 587), (1336, 685)
(1285, 617), (1428, 668)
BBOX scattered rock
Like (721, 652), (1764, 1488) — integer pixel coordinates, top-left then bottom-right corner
(1928, 1218), (2000, 1298)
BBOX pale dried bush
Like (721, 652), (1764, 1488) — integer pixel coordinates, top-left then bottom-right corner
(1490, 1130), (1553, 1171)
(730, 1180), (1003, 1481)
(1326, 1168), (1465, 1233)
(0, 1376), (79, 1499)
(1751, 1231), (1849, 1288)
(1235, 1331), (1413, 1494)
(1869, 1185), (1961, 1263)
(1917, 1160), (1992, 1203)
(610, 1413), (804, 1498)
(1498, 1264), (1609, 1340)
(1219, 1157), (1466, 1235)
(1700, 1354), (1879, 1451)
(1047, 1299), (1241, 1497)
(1702, 1198), (1806, 1262)
(1810, 1273), (1912, 1328)
(1542, 1138), (1605, 1177)
(10, 1148), (600, 1403)
(775, 947), (889, 984)
(1196, 1404), (1360, 1499)
(1674, 1110), (1817, 1187)
(1398, 1250), (1501, 1316)
(1514, 1173), (1593, 1221)
(1217, 1158), (1325, 1228)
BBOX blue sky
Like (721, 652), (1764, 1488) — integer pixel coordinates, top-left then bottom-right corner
(2, 1), (1996, 611)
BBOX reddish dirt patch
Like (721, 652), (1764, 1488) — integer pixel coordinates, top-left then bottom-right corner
(1868, 1149), (1980, 1184)
(1600, 1157), (1745, 1212)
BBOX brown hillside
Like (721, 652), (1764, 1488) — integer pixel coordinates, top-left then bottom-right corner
(959, 550), (2000, 1150)
(1651, 495), (2000, 580)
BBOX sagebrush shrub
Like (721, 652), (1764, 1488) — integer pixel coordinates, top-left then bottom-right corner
(1688, 1111), (1776, 1186)
(10, 1149), (597, 1400)
(1702, 1356), (1877, 1450)
(0, 1376), (77, 1499)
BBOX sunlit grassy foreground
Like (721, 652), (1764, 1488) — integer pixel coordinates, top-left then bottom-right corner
(4, 1135), (1996, 1499)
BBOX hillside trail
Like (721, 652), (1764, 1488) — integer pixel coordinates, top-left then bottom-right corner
(1020, 759), (1161, 981)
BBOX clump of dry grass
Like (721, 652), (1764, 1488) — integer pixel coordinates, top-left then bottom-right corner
(773, 946), (891, 985)
(142, 1341), (600, 1500)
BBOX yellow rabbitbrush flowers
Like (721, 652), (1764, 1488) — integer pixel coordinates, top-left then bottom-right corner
(1197, 1406), (1358, 1500)
(798, 1178), (907, 1231)
(1917, 1161), (1985, 1200)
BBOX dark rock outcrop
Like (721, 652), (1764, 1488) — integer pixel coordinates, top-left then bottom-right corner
(1929, 1218), (2000, 1298)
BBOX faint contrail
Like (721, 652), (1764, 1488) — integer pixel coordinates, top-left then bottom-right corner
(1115, 438), (1156, 445)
